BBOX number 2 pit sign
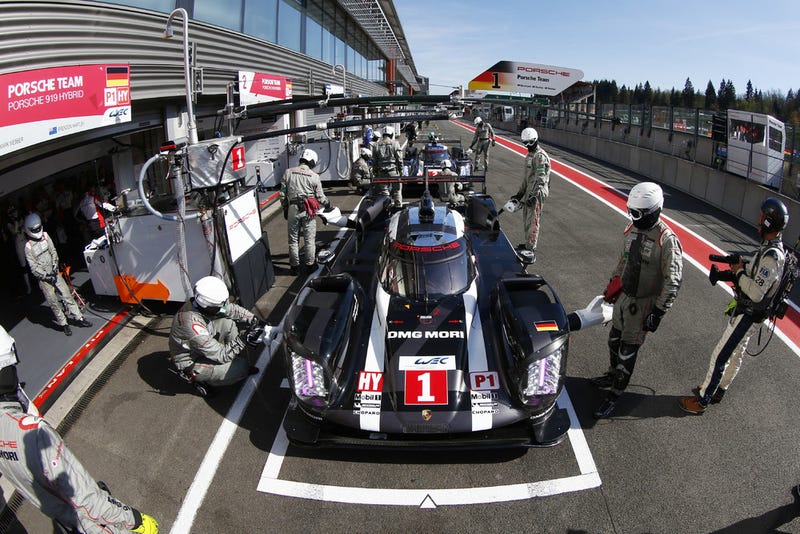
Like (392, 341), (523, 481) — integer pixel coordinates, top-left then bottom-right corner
(0, 64), (131, 157)
(469, 61), (583, 96)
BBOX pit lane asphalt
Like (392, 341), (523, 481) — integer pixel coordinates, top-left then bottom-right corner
(8, 121), (800, 533)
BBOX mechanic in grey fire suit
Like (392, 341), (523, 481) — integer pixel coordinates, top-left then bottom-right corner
(679, 197), (788, 414)
(23, 213), (92, 336)
(371, 125), (403, 205)
(0, 326), (158, 533)
(508, 127), (550, 256)
(591, 182), (683, 418)
(349, 146), (374, 194)
(468, 116), (495, 172)
(280, 149), (329, 274)
(168, 276), (262, 387)
(438, 160), (465, 206)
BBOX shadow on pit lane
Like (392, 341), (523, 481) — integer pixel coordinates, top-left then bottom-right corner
(710, 490), (800, 533)
(566, 376), (699, 425)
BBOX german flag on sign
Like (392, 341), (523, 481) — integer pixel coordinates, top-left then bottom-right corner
(106, 66), (129, 87)
(534, 321), (559, 332)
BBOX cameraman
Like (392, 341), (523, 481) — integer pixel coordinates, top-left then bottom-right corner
(680, 197), (788, 414)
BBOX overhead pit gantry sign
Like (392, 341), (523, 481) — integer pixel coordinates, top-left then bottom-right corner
(468, 61), (583, 96)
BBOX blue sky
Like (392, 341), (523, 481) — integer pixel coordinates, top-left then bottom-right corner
(393, 0), (799, 96)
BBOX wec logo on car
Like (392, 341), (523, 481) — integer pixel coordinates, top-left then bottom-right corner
(399, 355), (456, 370)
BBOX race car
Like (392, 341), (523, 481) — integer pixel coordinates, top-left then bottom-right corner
(281, 188), (572, 449)
(403, 134), (472, 178)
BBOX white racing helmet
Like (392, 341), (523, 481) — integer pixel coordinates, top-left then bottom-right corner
(194, 276), (229, 314)
(299, 149), (318, 168)
(474, 117), (483, 125)
(382, 125), (395, 138)
(521, 127), (539, 146)
(359, 147), (372, 158)
(24, 213), (43, 240)
(627, 182), (664, 229)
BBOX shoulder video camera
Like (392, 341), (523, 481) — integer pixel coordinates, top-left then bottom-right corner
(708, 253), (747, 286)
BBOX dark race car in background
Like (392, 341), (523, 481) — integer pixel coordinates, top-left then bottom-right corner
(281, 186), (573, 450)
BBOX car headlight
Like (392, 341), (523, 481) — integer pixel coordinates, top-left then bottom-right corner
(521, 344), (564, 398)
(290, 351), (330, 407)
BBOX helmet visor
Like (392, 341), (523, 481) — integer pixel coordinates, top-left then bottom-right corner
(628, 208), (645, 221)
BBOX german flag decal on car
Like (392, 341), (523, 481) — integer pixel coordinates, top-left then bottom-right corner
(534, 321), (559, 332)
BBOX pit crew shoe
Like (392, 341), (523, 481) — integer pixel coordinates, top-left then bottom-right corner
(692, 386), (725, 404)
(593, 396), (618, 419)
(72, 317), (92, 328)
(590, 373), (614, 388)
(679, 395), (707, 415)
(62, 324), (72, 336)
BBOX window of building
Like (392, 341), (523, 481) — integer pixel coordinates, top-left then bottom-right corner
(305, 1), (323, 60)
(244, 0), (278, 43)
(277, 0), (302, 52)
(194, 0), (243, 32)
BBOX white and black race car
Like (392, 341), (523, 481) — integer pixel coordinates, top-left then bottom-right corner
(281, 189), (574, 449)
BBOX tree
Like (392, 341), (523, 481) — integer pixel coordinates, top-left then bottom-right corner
(618, 85), (630, 104)
(704, 80), (717, 109)
(682, 77), (695, 107)
(643, 81), (653, 105)
(745, 80), (754, 101)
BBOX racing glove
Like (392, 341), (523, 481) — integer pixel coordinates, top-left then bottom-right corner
(132, 513), (159, 534)
(643, 307), (665, 332)
(502, 198), (520, 214)
(242, 320), (266, 348)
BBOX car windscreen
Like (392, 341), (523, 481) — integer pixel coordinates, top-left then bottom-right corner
(379, 237), (474, 301)
(423, 147), (449, 164)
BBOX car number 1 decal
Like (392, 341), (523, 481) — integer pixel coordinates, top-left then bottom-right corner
(404, 370), (448, 405)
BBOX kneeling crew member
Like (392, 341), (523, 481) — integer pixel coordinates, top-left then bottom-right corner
(169, 276), (262, 387)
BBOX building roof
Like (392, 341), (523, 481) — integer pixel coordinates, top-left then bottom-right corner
(339, 0), (421, 92)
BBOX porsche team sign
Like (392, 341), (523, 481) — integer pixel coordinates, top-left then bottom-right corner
(238, 70), (292, 106)
(469, 61), (583, 96)
(0, 64), (131, 156)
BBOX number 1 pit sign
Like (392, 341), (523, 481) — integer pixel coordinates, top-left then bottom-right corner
(469, 61), (583, 96)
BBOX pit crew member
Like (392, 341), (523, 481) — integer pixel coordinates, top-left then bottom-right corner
(169, 276), (263, 387)
(591, 182), (683, 418)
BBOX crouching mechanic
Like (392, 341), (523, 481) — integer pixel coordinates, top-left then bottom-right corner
(0, 326), (158, 533)
(438, 160), (465, 206)
(169, 276), (264, 388)
(349, 146), (374, 194)
(591, 182), (683, 418)
(680, 197), (788, 414)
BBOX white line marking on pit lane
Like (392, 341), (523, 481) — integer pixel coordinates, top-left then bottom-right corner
(257, 387), (601, 507)
(169, 330), (281, 534)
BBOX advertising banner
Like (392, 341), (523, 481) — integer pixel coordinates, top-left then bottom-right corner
(0, 64), (131, 156)
(238, 71), (292, 106)
(469, 61), (583, 96)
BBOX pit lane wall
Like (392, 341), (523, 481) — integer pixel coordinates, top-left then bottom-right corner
(535, 123), (800, 242)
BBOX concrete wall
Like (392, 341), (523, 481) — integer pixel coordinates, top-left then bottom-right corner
(537, 123), (800, 242)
